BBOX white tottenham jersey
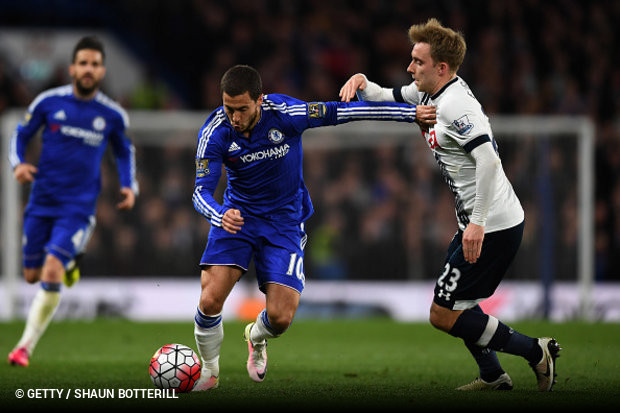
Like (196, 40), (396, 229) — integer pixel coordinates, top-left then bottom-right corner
(361, 76), (524, 233)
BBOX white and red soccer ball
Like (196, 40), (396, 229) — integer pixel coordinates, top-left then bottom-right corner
(149, 344), (201, 393)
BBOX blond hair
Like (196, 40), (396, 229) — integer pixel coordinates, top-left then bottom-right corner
(408, 18), (466, 73)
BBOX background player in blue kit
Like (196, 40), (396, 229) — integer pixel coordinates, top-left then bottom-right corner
(7, 36), (138, 367)
(340, 19), (560, 391)
(191, 64), (437, 390)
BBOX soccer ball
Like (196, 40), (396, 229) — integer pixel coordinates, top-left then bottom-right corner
(149, 343), (201, 393)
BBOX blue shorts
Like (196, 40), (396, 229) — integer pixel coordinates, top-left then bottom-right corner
(433, 221), (524, 310)
(22, 213), (96, 269)
(200, 215), (307, 294)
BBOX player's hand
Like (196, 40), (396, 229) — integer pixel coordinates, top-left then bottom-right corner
(339, 73), (367, 102)
(222, 208), (244, 234)
(415, 105), (437, 129)
(117, 187), (135, 210)
(14, 163), (38, 184)
(462, 222), (484, 264)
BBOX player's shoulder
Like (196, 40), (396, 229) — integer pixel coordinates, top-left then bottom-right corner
(28, 84), (73, 112)
(262, 93), (306, 115)
(198, 108), (229, 143)
(94, 91), (130, 128)
(438, 77), (490, 137)
(440, 77), (480, 105)
(438, 77), (483, 116)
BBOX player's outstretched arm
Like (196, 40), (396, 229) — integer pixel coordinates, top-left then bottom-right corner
(339, 73), (395, 103)
(326, 100), (435, 127)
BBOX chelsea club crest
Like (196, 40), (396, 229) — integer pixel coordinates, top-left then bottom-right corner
(268, 128), (284, 144)
(93, 116), (106, 131)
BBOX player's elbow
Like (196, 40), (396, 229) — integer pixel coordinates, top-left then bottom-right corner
(191, 188), (204, 213)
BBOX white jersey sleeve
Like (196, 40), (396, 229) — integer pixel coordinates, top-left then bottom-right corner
(358, 75), (423, 105)
(396, 82), (423, 105)
(357, 75), (397, 102)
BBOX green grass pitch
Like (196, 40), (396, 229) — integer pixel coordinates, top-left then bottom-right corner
(1, 319), (619, 411)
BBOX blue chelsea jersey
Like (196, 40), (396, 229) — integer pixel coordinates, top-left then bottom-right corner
(8, 84), (138, 218)
(193, 93), (418, 226)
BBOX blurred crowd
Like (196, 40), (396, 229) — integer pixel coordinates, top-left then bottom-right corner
(0, 0), (618, 281)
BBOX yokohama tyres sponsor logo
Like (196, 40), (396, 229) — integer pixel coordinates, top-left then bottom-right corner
(240, 144), (290, 163)
(60, 125), (104, 146)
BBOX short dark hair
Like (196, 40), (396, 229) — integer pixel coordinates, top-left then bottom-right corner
(72, 36), (105, 63)
(220, 65), (262, 101)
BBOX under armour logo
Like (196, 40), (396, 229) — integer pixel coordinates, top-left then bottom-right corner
(437, 289), (451, 300)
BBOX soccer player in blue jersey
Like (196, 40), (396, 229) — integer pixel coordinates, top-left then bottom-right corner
(7, 36), (138, 367)
(191, 64), (436, 390)
(340, 19), (560, 391)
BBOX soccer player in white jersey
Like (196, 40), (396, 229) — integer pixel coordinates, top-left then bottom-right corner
(191, 65), (436, 390)
(340, 18), (561, 391)
(7, 36), (138, 367)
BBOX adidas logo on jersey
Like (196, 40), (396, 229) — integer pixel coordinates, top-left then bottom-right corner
(53, 110), (67, 120)
(229, 142), (241, 152)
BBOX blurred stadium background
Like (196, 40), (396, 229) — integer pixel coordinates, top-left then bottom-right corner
(0, 0), (618, 323)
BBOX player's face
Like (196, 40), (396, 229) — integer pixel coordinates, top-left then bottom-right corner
(69, 49), (106, 98)
(407, 42), (441, 94)
(223, 91), (263, 137)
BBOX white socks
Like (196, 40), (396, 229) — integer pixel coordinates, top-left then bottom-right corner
(250, 309), (278, 344)
(16, 283), (61, 354)
(194, 310), (223, 377)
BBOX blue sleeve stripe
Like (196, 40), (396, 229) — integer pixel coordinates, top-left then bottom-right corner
(463, 134), (491, 153)
(8, 130), (21, 168)
(192, 187), (223, 226)
(129, 144), (139, 194)
(336, 106), (416, 120)
(197, 111), (226, 158)
(95, 92), (130, 128)
(192, 193), (222, 224)
(263, 100), (307, 116)
(27, 85), (72, 113)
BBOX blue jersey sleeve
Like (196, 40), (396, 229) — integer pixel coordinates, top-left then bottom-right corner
(193, 111), (228, 227)
(309, 99), (418, 128)
(269, 95), (416, 133)
(108, 118), (139, 194)
(8, 97), (48, 168)
(264, 94), (418, 135)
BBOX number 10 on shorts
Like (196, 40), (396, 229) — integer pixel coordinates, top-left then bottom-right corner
(286, 253), (305, 283)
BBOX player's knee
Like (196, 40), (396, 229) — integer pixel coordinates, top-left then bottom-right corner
(428, 309), (443, 330)
(267, 312), (293, 335)
(23, 268), (40, 284)
(429, 305), (453, 332)
(199, 293), (225, 315)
